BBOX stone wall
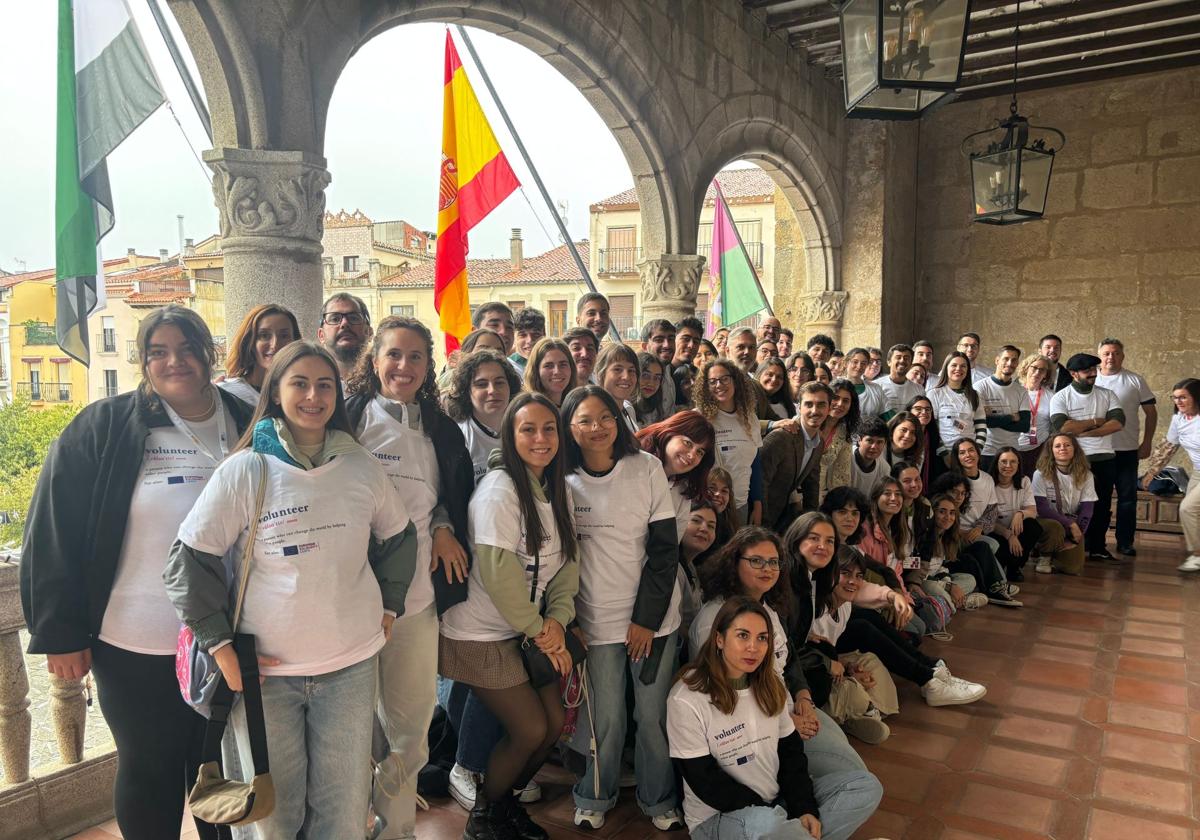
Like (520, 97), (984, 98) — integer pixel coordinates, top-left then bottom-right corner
(913, 66), (1200, 437)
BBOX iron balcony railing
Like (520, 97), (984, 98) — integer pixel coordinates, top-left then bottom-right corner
(698, 241), (764, 269)
(16, 381), (71, 402)
(597, 246), (642, 275)
(23, 322), (56, 345)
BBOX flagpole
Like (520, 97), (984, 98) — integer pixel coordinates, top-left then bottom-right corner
(144, 0), (212, 142)
(453, 25), (621, 345)
(713, 180), (774, 317)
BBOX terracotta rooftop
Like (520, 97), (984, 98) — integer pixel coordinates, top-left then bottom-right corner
(590, 168), (777, 211)
(381, 241), (590, 289)
(0, 255), (155, 290)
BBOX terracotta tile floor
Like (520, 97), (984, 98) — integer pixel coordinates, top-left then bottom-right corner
(74, 532), (1200, 840)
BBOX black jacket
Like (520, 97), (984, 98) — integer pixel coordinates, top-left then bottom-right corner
(346, 392), (475, 616)
(20, 389), (254, 654)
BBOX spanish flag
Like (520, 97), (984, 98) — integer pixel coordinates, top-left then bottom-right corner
(435, 31), (520, 352)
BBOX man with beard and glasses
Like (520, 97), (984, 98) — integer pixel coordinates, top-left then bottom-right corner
(317, 293), (373, 380)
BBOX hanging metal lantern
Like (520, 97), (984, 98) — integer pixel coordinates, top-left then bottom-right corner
(960, 0), (1066, 224)
(838, 0), (972, 119)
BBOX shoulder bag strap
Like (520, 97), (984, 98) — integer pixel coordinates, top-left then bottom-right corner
(231, 454), (268, 631)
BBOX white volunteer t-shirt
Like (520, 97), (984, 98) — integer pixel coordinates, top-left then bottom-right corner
(849, 454), (888, 498)
(569, 452), (681, 645)
(458, 416), (501, 485)
(1049, 385), (1121, 458)
(217, 377), (259, 406)
(1096, 369), (1155, 452)
(100, 408), (233, 654)
(440, 469), (566, 642)
(855, 380), (887, 419)
(928, 386), (982, 452)
(1167, 412), (1200, 471)
(667, 679), (794, 834)
(357, 396), (439, 618)
(1018, 387), (1054, 451)
(1032, 468), (1098, 517)
(961, 471), (998, 530)
(874, 375), (924, 417)
(810, 599), (852, 647)
(689, 598), (788, 680)
(178, 447), (411, 676)
(994, 476), (1035, 528)
(976, 377), (1032, 455)
(670, 480), (692, 550)
(711, 409), (762, 510)
(971, 363), (994, 384)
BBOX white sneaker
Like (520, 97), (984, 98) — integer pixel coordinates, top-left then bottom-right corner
(515, 778), (541, 803)
(574, 808), (606, 830)
(1178, 555), (1200, 573)
(651, 809), (685, 831)
(448, 762), (480, 811)
(1006, 583), (1020, 596)
(964, 592), (988, 610)
(843, 707), (891, 744)
(933, 659), (952, 683)
(922, 675), (987, 706)
(1035, 557), (1053, 574)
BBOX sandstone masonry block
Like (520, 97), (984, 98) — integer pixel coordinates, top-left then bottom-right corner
(1155, 156), (1200, 205)
(1147, 113), (1200, 156)
(1044, 170), (1079, 216)
(1115, 207), (1200, 253)
(1140, 251), (1200, 277)
(1090, 125), (1144, 165)
(1138, 276), (1200, 306)
(1103, 305), (1182, 345)
(1081, 162), (1153, 209)
(1021, 255), (1138, 288)
(1050, 214), (1125, 257)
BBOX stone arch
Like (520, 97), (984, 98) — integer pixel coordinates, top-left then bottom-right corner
(171, 0), (696, 258)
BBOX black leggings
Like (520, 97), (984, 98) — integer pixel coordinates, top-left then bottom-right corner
(994, 517), (1045, 575)
(836, 607), (938, 686)
(90, 640), (219, 840)
(948, 540), (1006, 594)
(470, 680), (564, 803)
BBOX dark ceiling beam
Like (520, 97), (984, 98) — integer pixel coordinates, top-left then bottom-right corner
(960, 43), (1200, 87)
(963, 19), (1200, 70)
(952, 50), (1200, 99)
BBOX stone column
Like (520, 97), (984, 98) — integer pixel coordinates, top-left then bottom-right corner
(205, 148), (331, 337)
(0, 559), (30, 783)
(637, 254), (707, 326)
(798, 291), (849, 348)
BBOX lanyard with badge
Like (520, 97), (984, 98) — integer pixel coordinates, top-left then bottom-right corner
(1027, 388), (1044, 446)
(162, 397), (230, 464)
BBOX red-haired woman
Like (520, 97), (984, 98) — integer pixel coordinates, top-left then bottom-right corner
(638, 411), (717, 541)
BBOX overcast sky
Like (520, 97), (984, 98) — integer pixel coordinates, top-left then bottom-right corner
(0, 4), (664, 273)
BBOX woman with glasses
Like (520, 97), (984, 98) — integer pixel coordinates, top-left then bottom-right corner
(694, 359), (764, 525)
(818, 379), (860, 503)
(786, 351), (816, 398)
(562, 385), (684, 832)
(1016, 353), (1056, 478)
(905, 394), (940, 487)
(1140, 379), (1200, 572)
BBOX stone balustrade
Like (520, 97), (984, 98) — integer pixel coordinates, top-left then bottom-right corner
(0, 551), (117, 840)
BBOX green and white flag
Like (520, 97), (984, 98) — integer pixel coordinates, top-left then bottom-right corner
(56, 0), (163, 365)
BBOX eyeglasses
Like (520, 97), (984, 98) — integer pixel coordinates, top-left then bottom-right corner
(572, 415), (617, 431)
(322, 311), (367, 326)
(640, 372), (664, 384)
(707, 375), (733, 387)
(741, 555), (781, 570)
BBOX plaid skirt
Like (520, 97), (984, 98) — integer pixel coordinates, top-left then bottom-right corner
(438, 634), (529, 689)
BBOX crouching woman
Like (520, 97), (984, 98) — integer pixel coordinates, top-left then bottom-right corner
(667, 597), (881, 840)
(165, 341), (419, 840)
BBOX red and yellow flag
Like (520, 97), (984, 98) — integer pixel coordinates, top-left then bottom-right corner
(435, 31), (520, 352)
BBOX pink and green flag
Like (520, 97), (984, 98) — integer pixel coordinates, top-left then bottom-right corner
(705, 180), (768, 336)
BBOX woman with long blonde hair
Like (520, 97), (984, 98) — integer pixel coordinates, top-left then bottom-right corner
(1032, 432), (1096, 575)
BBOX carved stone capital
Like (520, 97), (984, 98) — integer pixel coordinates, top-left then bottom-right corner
(204, 148), (331, 256)
(798, 291), (848, 326)
(637, 254), (706, 323)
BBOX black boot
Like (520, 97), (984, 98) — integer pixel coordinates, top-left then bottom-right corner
(464, 799), (517, 840)
(501, 794), (549, 840)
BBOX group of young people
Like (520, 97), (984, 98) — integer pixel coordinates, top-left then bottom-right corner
(18, 290), (1198, 840)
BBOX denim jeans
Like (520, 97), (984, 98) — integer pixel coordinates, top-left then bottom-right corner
(438, 678), (503, 774)
(690, 770), (882, 840)
(231, 656), (376, 840)
(800, 708), (870, 776)
(574, 635), (679, 816)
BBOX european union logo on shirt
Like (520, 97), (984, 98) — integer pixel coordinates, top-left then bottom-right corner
(283, 545), (300, 556)
(168, 476), (185, 485)
(736, 755), (755, 766)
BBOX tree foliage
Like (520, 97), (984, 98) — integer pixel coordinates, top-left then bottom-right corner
(0, 397), (79, 547)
